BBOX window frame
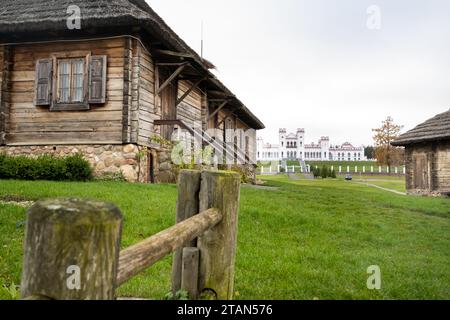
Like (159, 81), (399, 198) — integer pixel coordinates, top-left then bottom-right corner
(50, 51), (91, 112)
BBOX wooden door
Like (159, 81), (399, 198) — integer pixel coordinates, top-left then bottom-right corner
(160, 69), (178, 140)
(413, 155), (428, 190)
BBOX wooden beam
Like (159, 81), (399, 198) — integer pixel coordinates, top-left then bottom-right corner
(176, 77), (207, 107)
(207, 100), (228, 121)
(156, 62), (188, 67)
(154, 119), (195, 136)
(117, 208), (222, 286)
(207, 90), (233, 97)
(217, 112), (236, 128)
(156, 63), (188, 95)
(154, 49), (194, 59)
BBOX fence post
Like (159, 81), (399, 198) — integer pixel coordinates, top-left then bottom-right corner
(172, 170), (201, 293)
(339, 166), (342, 173)
(198, 171), (241, 300)
(181, 247), (200, 299)
(21, 199), (123, 300)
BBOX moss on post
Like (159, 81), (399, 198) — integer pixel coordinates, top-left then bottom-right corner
(198, 170), (241, 300)
(20, 198), (123, 300)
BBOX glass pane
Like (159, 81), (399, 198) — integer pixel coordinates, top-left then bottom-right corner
(58, 61), (71, 103)
(71, 60), (84, 103)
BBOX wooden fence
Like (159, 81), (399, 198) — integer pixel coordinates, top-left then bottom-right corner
(20, 170), (241, 300)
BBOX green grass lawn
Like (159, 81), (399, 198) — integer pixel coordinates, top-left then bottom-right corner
(353, 176), (407, 193)
(0, 176), (449, 300)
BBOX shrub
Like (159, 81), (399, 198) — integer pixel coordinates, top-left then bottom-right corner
(321, 165), (328, 179)
(331, 169), (337, 179)
(0, 153), (93, 181)
(313, 166), (321, 178)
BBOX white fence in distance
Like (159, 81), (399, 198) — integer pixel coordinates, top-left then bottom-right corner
(259, 165), (406, 175)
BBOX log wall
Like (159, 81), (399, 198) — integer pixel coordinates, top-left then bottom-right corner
(5, 38), (126, 146)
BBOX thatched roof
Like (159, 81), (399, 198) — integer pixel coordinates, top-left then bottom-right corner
(392, 109), (450, 146)
(0, 0), (265, 129)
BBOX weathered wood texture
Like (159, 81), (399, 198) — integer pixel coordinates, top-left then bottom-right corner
(172, 170), (201, 293)
(136, 41), (159, 147)
(0, 45), (12, 145)
(21, 199), (123, 300)
(6, 38), (126, 145)
(405, 141), (450, 194)
(177, 80), (202, 128)
(117, 208), (222, 286)
(198, 171), (241, 300)
(181, 247), (200, 299)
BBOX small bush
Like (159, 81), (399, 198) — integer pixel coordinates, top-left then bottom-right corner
(0, 153), (93, 181)
(321, 165), (328, 179)
(331, 169), (337, 179)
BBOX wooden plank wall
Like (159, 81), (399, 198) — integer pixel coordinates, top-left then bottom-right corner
(6, 38), (126, 145)
(0, 46), (4, 144)
(435, 141), (450, 192)
(136, 41), (158, 147)
(177, 80), (202, 129)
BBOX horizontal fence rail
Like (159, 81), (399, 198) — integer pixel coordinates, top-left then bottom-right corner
(117, 208), (222, 286)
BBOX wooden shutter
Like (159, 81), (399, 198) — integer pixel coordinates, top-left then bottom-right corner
(88, 55), (107, 104)
(34, 59), (53, 106)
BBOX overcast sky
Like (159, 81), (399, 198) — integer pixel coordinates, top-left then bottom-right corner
(147, 0), (450, 146)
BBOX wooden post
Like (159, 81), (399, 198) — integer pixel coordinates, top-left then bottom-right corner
(21, 199), (123, 300)
(181, 247), (200, 299)
(198, 171), (241, 300)
(172, 170), (201, 293)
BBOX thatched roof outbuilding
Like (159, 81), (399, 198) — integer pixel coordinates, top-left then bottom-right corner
(392, 109), (450, 146)
(0, 0), (265, 129)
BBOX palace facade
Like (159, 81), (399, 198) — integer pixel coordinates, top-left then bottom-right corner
(257, 129), (367, 162)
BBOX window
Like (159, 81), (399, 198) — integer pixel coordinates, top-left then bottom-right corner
(35, 53), (107, 111)
(57, 59), (85, 104)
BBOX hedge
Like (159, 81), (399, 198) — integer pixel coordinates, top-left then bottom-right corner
(0, 153), (93, 181)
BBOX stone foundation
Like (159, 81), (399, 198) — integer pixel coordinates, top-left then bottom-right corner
(0, 144), (256, 185)
(0, 144), (150, 183)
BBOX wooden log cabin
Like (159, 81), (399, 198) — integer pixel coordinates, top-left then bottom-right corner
(392, 109), (450, 197)
(0, 0), (264, 183)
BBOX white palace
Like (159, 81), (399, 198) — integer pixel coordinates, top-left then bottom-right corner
(257, 128), (367, 162)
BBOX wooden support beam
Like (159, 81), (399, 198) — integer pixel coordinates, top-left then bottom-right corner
(154, 119), (195, 136)
(156, 63), (188, 95)
(176, 77), (207, 107)
(154, 49), (194, 59)
(207, 100), (228, 121)
(156, 62), (188, 67)
(207, 90), (232, 97)
(217, 112), (236, 128)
